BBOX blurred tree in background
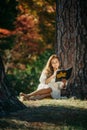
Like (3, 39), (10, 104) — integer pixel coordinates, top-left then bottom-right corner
(0, 0), (56, 66)
(0, 0), (56, 94)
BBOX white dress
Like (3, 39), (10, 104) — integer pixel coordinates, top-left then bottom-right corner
(37, 72), (64, 99)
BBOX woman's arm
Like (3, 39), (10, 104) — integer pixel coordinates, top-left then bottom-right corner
(39, 72), (47, 84)
(45, 75), (55, 84)
(40, 70), (57, 84)
(45, 71), (56, 84)
(40, 71), (54, 84)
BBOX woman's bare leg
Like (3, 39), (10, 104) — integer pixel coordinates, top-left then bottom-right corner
(29, 93), (51, 100)
(27, 87), (52, 97)
(19, 92), (27, 97)
(20, 87), (52, 98)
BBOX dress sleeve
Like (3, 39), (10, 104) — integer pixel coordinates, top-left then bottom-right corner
(39, 72), (47, 84)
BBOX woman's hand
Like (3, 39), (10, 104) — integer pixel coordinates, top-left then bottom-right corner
(45, 70), (57, 84)
(62, 78), (67, 88)
(52, 71), (56, 78)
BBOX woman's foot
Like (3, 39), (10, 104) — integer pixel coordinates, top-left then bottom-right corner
(19, 96), (27, 101)
(19, 92), (27, 97)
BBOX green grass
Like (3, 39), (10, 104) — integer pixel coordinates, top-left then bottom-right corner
(0, 98), (87, 130)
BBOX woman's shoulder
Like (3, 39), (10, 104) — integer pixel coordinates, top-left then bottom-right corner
(42, 70), (48, 75)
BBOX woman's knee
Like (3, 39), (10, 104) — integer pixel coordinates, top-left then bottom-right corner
(46, 87), (52, 93)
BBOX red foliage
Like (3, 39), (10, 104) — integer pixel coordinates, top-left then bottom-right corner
(15, 14), (35, 31)
(13, 13), (40, 55)
(0, 28), (11, 35)
(0, 3), (44, 64)
(0, 28), (12, 38)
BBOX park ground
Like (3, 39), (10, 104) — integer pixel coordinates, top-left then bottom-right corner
(0, 98), (87, 130)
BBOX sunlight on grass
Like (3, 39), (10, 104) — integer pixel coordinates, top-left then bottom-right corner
(23, 98), (87, 109)
(0, 118), (86, 130)
(0, 98), (87, 130)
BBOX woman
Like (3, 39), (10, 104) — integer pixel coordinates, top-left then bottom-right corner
(20, 54), (67, 100)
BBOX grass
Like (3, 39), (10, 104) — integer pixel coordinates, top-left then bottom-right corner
(0, 98), (87, 130)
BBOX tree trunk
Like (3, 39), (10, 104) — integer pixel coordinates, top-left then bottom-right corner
(56, 0), (87, 99)
(0, 56), (26, 117)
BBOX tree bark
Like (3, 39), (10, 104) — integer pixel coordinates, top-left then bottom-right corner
(56, 0), (87, 99)
(0, 56), (26, 117)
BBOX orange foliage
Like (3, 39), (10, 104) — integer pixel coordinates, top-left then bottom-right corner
(0, 0), (55, 64)
(13, 13), (40, 55)
(0, 28), (11, 35)
(0, 28), (12, 38)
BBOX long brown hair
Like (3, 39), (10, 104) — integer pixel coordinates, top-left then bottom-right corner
(43, 54), (60, 77)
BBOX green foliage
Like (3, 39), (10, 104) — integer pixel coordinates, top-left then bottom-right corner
(7, 67), (39, 95)
(0, 0), (56, 96)
(32, 49), (55, 71)
(0, 0), (56, 66)
(6, 49), (55, 95)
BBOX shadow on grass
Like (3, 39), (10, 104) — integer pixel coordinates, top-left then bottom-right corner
(0, 103), (87, 130)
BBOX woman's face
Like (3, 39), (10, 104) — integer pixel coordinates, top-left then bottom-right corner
(51, 58), (60, 70)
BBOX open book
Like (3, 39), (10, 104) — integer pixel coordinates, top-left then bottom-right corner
(55, 67), (73, 82)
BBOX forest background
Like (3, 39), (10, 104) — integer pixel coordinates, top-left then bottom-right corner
(0, 0), (56, 95)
